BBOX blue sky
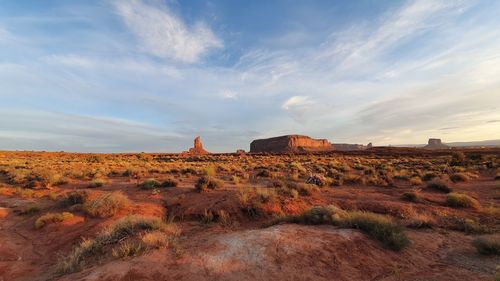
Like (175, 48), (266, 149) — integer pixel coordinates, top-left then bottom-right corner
(1, 0), (499, 152)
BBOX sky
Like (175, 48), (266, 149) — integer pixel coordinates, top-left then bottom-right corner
(1, 0), (499, 152)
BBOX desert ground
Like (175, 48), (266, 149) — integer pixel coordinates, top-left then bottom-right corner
(0, 149), (499, 281)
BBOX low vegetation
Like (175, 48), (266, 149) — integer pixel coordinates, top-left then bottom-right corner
(84, 191), (131, 218)
(473, 236), (500, 255)
(194, 176), (223, 192)
(427, 179), (451, 193)
(446, 193), (480, 209)
(57, 215), (179, 274)
(278, 206), (409, 251)
(35, 212), (74, 229)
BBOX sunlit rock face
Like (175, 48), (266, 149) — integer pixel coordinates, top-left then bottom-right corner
(250, 135), (333, 153)
(185, 136), (209, 154)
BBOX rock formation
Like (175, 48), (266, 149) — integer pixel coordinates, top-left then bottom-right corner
(250, 135), (333, 153)
(332, 143), (367, 151)
(423, 138), (449, 150)
(184, 136), (209, 155)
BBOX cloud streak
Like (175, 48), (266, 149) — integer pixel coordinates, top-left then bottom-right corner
(0, 0), (499, 151)
(114, 0), (222, 63)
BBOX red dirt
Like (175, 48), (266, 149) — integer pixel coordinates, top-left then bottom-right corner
(0, 151), (499, 280)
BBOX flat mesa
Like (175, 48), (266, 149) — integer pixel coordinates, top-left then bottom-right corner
(250, 135), (333, 153)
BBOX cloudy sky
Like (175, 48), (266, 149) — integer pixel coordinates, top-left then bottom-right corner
(1, 0), (499, 152)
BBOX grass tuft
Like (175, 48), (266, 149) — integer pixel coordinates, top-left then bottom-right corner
(473, 236), (500, 255)
(194, 176), (223, 192)
(446, 193), (480, 209)
(427, 179), (451, 193)
(84, 191), (131, 218)
(35, 212), (74, 229)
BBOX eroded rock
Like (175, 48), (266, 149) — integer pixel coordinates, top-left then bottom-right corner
(250, 135), (333, 153)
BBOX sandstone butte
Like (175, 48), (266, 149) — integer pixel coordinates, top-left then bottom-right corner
(423, 138), (450, 150)
(183, 136), (209, 155)
(250, 135), (333, 153)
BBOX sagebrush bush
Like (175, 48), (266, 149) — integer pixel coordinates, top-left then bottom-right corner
(422, 172), (438, 181)
(446, 193), (480, 209)
(162, 178), (178, 188)
(294, 205), (344, 225)
(473, 236), (500, 255)
(35, 212), (74, 229)
(84, 191), (131, 218)
(450, 173), (469, 183)
(401, 192), (419, 202)
(58, 190), (88, 207)
(57, 215), (178, 274)
(281, 207), (409, 251)
(427, 179), (451, 193)
(89, 178), (106, 188)
(341, 211), (410, 250)
(140, 178), (161, 189)
(194, 176), (223, 192)
(112, 241), (145, 258)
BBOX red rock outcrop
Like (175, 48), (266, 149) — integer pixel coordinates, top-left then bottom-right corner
(250, 135), (332, 153)
(185, 136), (209, 154)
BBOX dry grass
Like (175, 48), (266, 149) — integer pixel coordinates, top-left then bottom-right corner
(57, 215), (179, 274)
(446, 193), (480, 209)
(35, 212), (74, 229)
(473, 236), (500, 255)
(194, 176), (223, 192)
(279, 206), (409, 251)
(84, 191), (131, 218)
(427, 179), (451, 193)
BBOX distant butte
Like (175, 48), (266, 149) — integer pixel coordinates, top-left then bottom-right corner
(423, 138), (450, 150)
(250, 135), (333, 153)
(183, 136), (209, 155)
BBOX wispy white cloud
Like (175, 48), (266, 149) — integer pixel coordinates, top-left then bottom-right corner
(1, 0), (500, 151)
(219, 89), (238, 99)
(114, 0), (222, 63)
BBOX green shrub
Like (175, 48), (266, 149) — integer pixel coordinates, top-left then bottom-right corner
(293, 206), (344, 225)
(341, 211), (410, 250)
(58, 190), (89, 207)
(446, 193), (480, 209)
(401, 192), (419, 202)
(35, 212), (74, 229)
(140, 178), (161, 189)
(194, 176), (223, 192)
(455, 218), (492, 234)
(112, 241), (145, 258)
(161, 178), (178, 188)
(473, 236), (500, 255)
(256, 169), (274, 178)
(427, 179), (451, 193)
(57, 215), (178, 274)
(281, 207), (409, 251)
(84, 191), (131, 218)
(422, 172), (438, 181)
(450, 173), (469, 183)
(89, 178), (106, 188)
